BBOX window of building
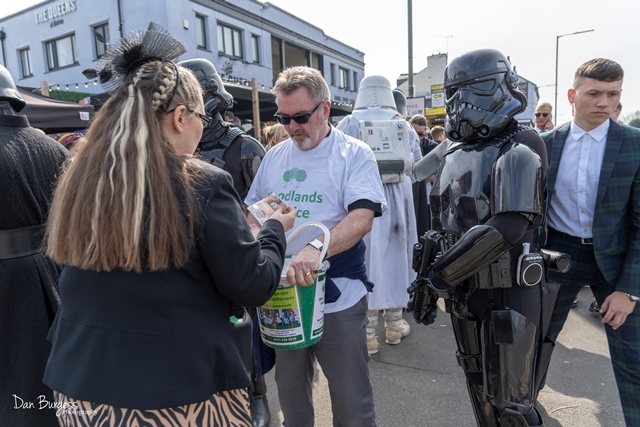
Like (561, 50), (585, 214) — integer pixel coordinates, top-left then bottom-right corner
(271, 39), (324, 83)
(310, 52), (322, 74)
(93, 23), (109, 59)
(284, 42), (306, 68)
(19, 48), (33, 78)
(330, 63), (335, 86)
(251, 34), (260, 64)
(45, 33), (78, 71)
(339, 67), (349, 89)
(196, 14), (207, 49)
(271, 38), (282, 83)
(353, 71), (358, 91)
(217, 23), (242, 58)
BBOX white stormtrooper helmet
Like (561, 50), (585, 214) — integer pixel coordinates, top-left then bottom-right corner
(353, 75), (397, 111)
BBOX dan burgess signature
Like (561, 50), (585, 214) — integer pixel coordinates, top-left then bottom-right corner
(12, 394), (96, 417)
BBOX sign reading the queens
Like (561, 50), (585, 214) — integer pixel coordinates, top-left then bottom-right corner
(34, 0), (77, 24)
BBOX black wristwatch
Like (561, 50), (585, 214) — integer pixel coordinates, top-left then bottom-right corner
(623, 292), (640, 303)
(307, 239), (323, 252)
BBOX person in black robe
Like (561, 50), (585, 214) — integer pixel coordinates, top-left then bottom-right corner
(0, 64), (69, 426)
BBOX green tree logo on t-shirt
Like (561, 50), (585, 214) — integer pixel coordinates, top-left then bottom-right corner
(283, 168), (308, 188)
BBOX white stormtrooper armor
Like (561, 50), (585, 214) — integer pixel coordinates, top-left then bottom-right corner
(337, 76), (420, 356)
(339, 76), (414, 184)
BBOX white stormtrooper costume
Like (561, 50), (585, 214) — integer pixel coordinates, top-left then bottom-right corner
(337, 76), (421, 354)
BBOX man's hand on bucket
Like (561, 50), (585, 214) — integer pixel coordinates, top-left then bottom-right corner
(287, 246), (321, 286)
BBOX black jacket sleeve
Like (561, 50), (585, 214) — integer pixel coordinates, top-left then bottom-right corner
(197, 166), (286, 307)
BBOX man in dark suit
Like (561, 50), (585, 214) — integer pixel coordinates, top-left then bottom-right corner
(542, 58), (640, 426)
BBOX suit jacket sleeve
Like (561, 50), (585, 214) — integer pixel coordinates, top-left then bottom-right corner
(197, 166), (286, 307)
(616, 160), (640, 296)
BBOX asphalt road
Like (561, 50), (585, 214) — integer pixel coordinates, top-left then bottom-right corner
(263, 286), (625, 426)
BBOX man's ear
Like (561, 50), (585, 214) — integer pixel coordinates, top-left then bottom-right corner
(567, 88), (575, 105)
(321, 100), (331, 119)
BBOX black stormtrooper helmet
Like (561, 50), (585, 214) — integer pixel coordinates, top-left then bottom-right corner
(443, 49), (526, 142)
(178, 58), (233, 117)
(0, 65), (26, 113)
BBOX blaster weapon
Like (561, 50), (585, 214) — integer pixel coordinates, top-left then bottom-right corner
(407, 230), (444, 325)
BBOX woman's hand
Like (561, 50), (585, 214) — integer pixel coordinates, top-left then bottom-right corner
(269, 205), (296, 232)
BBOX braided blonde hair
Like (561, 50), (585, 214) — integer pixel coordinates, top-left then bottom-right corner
(47, 61), (205, 272)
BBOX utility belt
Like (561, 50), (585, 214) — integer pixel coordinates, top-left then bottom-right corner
(0, 224), (46, 260)
(473, 245), (571, 290)
(473, 252), (515, 290)
(474, 243), (552, 290)
(414, 231), (544, 293)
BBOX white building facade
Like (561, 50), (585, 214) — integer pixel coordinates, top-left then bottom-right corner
(0, 0), (364, 117)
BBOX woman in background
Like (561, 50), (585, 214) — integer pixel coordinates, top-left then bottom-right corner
(43, 23), (294, 427)
(263, 122), (288, 150)
(57, 132), (87, 157)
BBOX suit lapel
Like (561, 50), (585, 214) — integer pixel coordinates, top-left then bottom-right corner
(596, 119), (624, 210)
(547, 123), (571, 195)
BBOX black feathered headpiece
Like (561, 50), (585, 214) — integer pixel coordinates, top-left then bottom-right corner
(88, 22), (187, 93)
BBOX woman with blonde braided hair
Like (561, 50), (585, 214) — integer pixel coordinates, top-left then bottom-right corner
(263, 122), (288, 151)
(42, 22), (295, 427)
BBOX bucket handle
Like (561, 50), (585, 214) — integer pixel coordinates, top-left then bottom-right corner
(285, 221), (331, 271)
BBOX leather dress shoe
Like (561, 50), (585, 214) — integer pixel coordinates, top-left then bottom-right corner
(250, 393), (271, 427)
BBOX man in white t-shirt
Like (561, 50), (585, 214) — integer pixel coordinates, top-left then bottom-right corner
(245, 66), (386, 427)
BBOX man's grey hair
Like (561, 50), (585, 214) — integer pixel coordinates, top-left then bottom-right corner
(273, 66), (330, 105)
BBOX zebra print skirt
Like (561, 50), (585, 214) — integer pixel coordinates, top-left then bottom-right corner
(53, 389), (252, 426)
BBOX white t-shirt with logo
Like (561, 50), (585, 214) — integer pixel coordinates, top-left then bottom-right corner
(245, 126), (386, 313)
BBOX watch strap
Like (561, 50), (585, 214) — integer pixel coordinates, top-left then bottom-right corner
(307, 238), (323, 252)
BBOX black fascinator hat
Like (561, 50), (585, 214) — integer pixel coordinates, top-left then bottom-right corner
(83, 22), (187, 93)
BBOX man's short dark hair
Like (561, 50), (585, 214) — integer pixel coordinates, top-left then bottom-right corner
(573, 58), (624, 88)
(410, 114), (427, 127)
(431, 126), (445, 140)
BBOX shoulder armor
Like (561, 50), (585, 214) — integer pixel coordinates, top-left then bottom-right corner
(492, 131), (545, 222)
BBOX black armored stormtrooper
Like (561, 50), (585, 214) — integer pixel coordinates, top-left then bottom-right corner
(178, 59), (270, 426)
(178, 58), (265, 200)
(409, 49), (562, 426)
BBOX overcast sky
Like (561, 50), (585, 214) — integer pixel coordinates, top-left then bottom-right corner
(2, 0), (638, 124)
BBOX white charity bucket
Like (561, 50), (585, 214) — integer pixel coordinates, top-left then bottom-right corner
(257, 222), (330, 350)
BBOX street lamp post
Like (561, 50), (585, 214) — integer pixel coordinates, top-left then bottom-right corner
(554, 29), (594, 124)
(407, 0), (414, 98)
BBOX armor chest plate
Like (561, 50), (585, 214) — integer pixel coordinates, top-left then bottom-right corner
(430, 142), (502, 236)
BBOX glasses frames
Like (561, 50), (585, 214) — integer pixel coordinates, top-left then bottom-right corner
(61, 133), (84, 147)
(535, 112), (549, 118)
(274, 102), (323, 125)
(167, 106), (212, 127)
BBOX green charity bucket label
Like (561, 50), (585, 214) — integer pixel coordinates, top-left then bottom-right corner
(258, 264), (325, 350)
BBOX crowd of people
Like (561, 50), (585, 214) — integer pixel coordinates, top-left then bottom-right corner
(1, 20), (638, 427)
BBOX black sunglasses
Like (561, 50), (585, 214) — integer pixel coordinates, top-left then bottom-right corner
(274, 102), (323, 125)
(535, 112), (549, 118)
(167, 106), (212, 127)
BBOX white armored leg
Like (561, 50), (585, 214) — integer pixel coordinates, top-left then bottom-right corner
(366, 310), (379, 355)
(383, 308), (410, 345)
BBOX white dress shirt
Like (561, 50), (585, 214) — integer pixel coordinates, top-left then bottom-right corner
(547, 120), (610, 238)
